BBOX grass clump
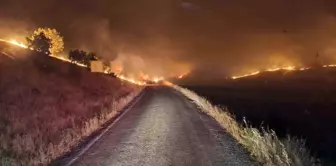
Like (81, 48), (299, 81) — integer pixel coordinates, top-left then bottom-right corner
(172, 85), (319, 166)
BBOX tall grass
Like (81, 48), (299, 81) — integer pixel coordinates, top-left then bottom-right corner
(172, 85), (319, 166)
(0, 53), (143, 165)
(0, 91), (141, 166)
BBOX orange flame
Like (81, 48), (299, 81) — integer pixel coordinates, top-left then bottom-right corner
(232, 71), (260, 79)
(178, 72), (190, 79)
(0, 39), (28, 49)
(232, 66), (314, 80)
(323, 64), (336, 68)
(152, 76), (164, 83)
(117, 75), (147, 86)
(49, 54), (87, 67)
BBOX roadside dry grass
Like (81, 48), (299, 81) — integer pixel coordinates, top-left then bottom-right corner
(171, 84), (319, 166)
(0, 50), (143, 165)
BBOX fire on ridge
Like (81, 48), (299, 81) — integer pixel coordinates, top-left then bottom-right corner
(8, 38), (336, 83)
(0, 38), (189, 86)
(231, 65), (336, 80)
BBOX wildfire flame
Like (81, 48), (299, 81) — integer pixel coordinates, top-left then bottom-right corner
(0, 39), (29, 49)
(152, 77), (164, 83)
(11, 38), (336, 84)
(231, 65), (335, 79)
(232, 66), (306, 79)
(323, 64), (336, 68)
(178, 72), (190, 79)
(9, 40), (28, 49)
(265, 66), (296, 72)
(117, 75), (147, 85)
(1, 38), (87, 68)
(232, 71), (260, 80)
(0, 38), (155, 86)
(49, 54), (87, 67)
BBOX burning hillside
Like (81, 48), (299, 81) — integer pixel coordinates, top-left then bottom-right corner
(0, 38), (142, 165)
(106, 53), (193, 84)
(0, 38), (190, 85)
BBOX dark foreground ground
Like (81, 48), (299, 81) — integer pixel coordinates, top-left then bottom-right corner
(57, 87), (254, 166)
(185, 68), (336, 165)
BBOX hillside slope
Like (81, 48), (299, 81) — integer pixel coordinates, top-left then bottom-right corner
(0, 43), (142, 165)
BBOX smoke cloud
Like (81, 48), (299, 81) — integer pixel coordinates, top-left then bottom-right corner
(1, 0), (336, 84)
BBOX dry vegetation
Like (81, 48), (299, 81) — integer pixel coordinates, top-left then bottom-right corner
(171, 84), (320, 166)
(0, 47), (142, 165)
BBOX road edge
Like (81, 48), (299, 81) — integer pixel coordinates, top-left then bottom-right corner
(53, 88), (146, 166)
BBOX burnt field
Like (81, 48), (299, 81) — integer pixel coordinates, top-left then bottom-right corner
(185, 68), (336, 165)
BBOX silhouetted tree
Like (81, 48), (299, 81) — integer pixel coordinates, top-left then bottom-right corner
(27, 27), (64, 55)
(26, 32), (52, 55)
(68, 49), (99, 67)
(68, 49), (85, 64)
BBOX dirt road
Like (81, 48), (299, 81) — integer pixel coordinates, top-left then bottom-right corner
(60, 86), (254, 166)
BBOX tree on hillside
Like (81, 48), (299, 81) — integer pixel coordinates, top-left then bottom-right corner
(26, 32), (52, 54)
(83, 52), (99, 67)
(68, 49), (99, 67)
(27, 27), (64, 54)
(68, 49), (85, 64)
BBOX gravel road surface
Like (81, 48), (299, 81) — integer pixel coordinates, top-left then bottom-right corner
(62, 86), (254, 166)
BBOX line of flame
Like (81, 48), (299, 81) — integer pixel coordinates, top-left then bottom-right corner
(231, 65), (336, 80)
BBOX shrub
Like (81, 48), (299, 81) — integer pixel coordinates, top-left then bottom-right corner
(68, 49), (98, 67)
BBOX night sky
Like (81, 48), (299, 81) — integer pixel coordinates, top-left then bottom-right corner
(1, 0), (336, 83)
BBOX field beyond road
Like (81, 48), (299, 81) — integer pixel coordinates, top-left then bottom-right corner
(185, 68), (336, 165)
(0, 44), (142, 165)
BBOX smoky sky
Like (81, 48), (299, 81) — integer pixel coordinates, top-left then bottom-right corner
(1, 0), (336, 83)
